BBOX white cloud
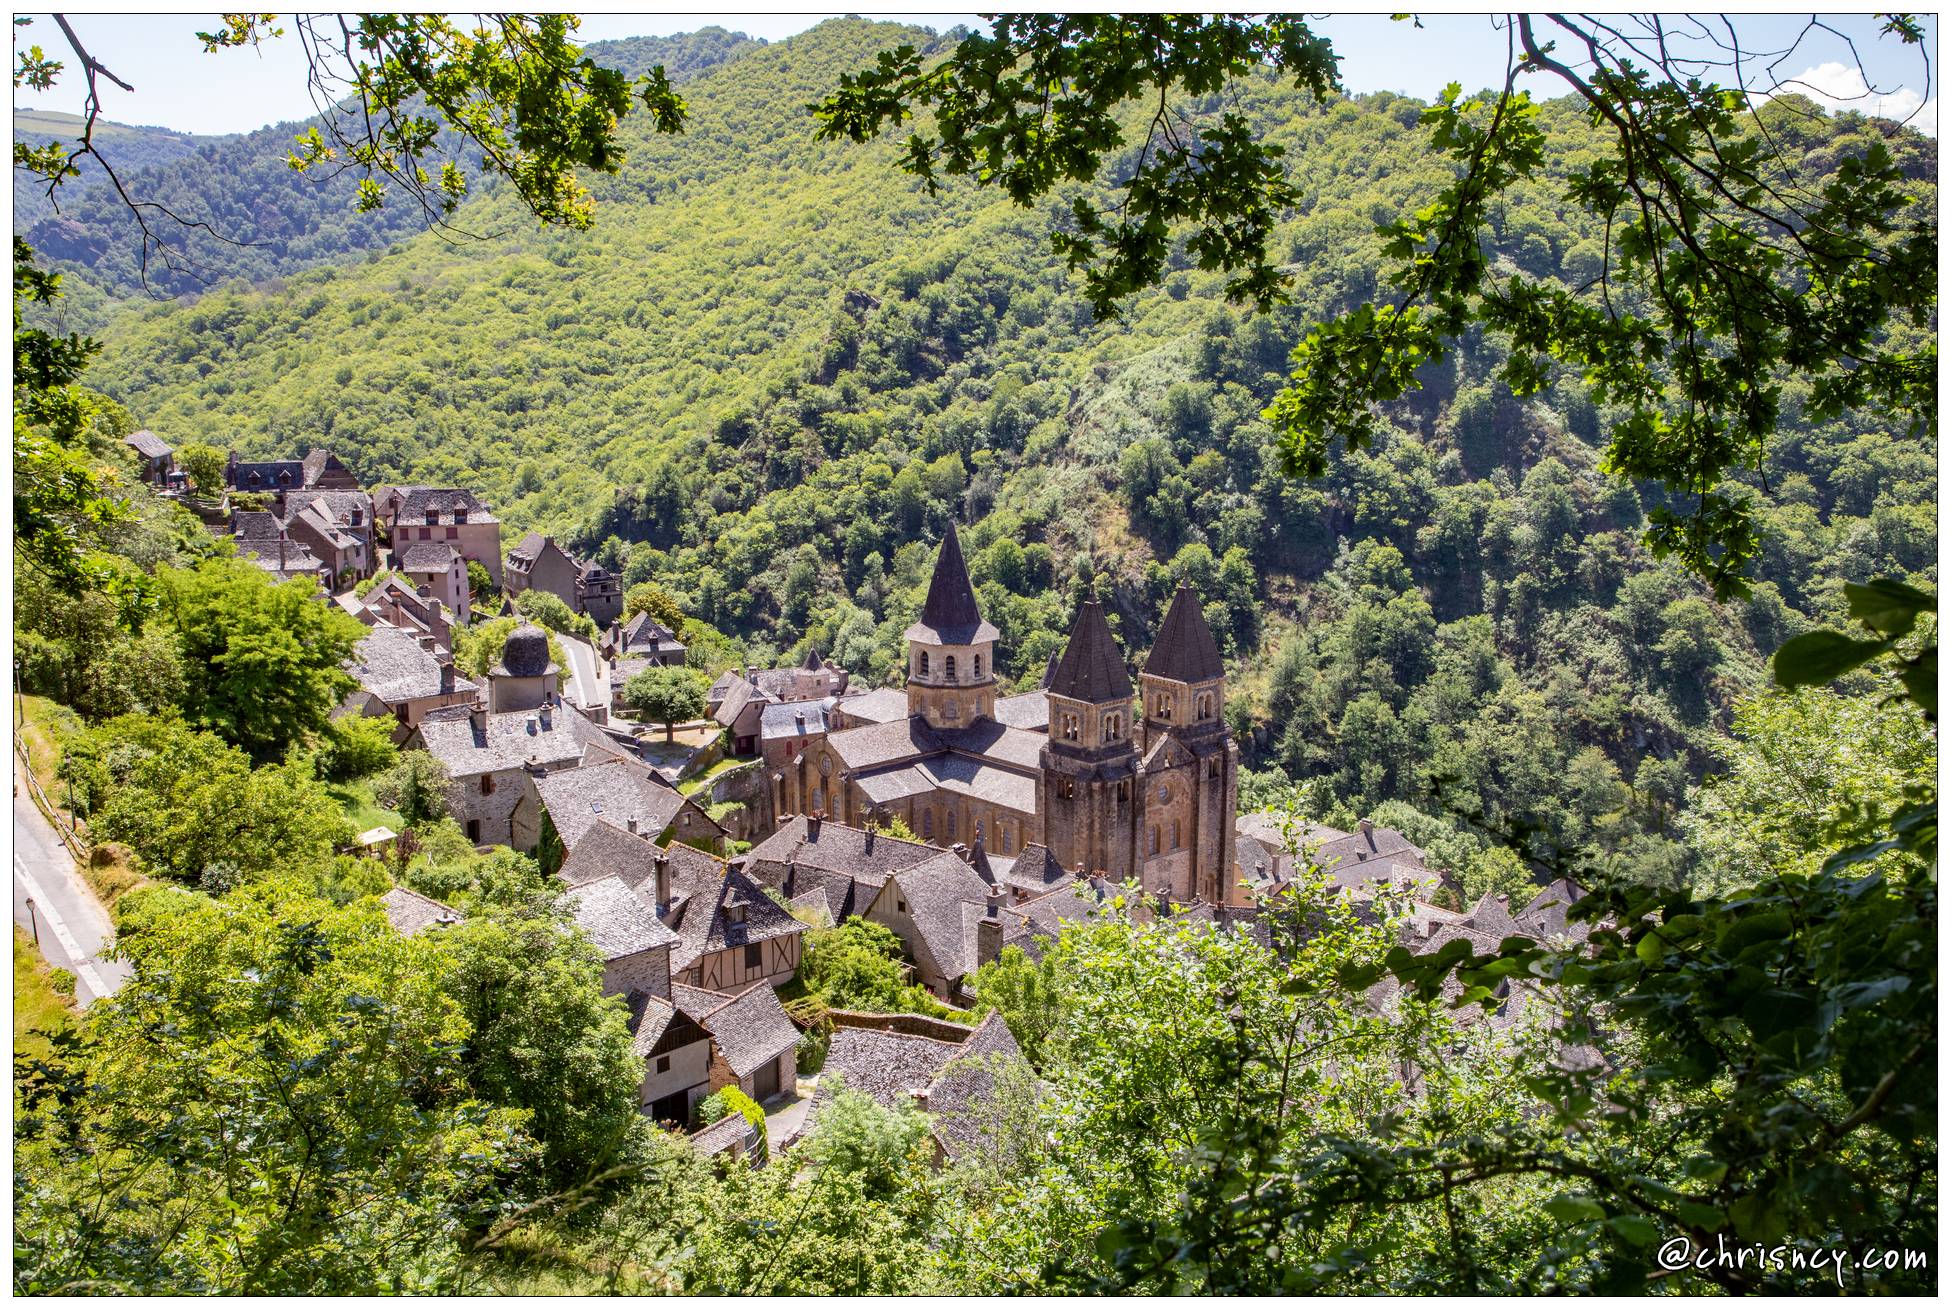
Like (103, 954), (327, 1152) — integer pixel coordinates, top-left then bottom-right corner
(1774, 61), (1937, 135)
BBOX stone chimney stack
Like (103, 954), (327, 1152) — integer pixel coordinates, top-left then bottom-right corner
(807, 813), (822, 839)
(863, 826), (876, 854)
(468, 701), (487, 737)
(653, 852), (672, 910)
(437, 653), (455, 694)
(1358, 816), (1374, 837)
(626, 817), (639, 834)
(976, 898), (1004, 967)
(538, 702), (553, 731)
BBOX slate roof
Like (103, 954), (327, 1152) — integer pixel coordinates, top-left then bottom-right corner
(916, 754), (1037, 813)
(627, 991), (677, 1057)
(928, 1011), (1032, 1162)
(1145, 585), (1225, 683)
(555, 818), (667, 891)
(619, 611), (684, 654)
(940, 720), (1046, 771)
(379, 887), (464, 935)
(394, 486), (496, 524)
(760, 699), (828, 743)
(1048, 600), (1132, 704)
(348, 624), (476, 705)
(507, 531), (550, 562)
(889, 850), (1001, 983)
(494, 622), (554, 678)
(414, 703), (606, 777)
(905, 525), (999, 645)
(124, 429), (171, 459)
(238, 537), (325, 576)
(670, 867), (806, 974)
(690, 1111), (758, 1158)
(746, 816), (943, 884)
(231, 510), (285, 541)
(289, 499), (360, 549)
(832, 687), (908, 726)
(564, 875), (679, 960)
(533, 759), (692, 851)
(283, 489), (372, 526)
(230, 458), (305, 489)
(991, 690), (1050, 731)
(397, 541), (462, 573)
(713, 675), (770, 730)
(1003, 843), (1076, 897)
(817, 1027), (963, 1111)
(673, 983), (799, 1081)
(1516, 878), (1587, 939)
(827, 716), (941, 770)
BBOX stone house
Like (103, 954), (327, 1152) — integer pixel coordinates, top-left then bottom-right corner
(231, 511), (332, 587)
(510, 756), (727, 865)
(376, 486), (504, 586)
(710, 652), (852, 756)
(341, 623), (478, 737)
(576, 561), (623, 628)
(277, 489), (376, 581)
(353, 574), (457, 650)
(630, 993), (717, 1126)
(566, 874), (679, 998)
(663, 851), (804, 993)
(673, 982), (801, 1104)
(505, 532), (625, 627)
(605, 611), (687, 668)
(392, 542), (471, 622)
(225, 447), (359, 493)
(407, 699), (622, 846)
(123, 429), (175, 486)
(804, 1011), (1030, 1164)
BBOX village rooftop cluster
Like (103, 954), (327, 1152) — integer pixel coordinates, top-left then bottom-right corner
(127, 434), (1592, 1163)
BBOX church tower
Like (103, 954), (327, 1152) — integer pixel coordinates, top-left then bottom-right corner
(904, 525), (999, 729)
(1135, 586), (1239, 906)
(1037, 599), (1138, 880)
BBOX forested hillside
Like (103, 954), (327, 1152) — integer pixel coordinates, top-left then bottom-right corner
(79, 17), (1937, 891)
(13, 29), (756, 309)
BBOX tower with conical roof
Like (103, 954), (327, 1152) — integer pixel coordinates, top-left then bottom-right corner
(1134, 586), (1239, 906)
(1037, 599), (1139, 880)
(904, 525), (999, 729)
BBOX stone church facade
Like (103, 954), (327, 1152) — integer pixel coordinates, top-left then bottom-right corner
(783, 527), (1241, 907)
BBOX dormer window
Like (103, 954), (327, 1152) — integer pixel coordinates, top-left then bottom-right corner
(247, 471), (262, 488)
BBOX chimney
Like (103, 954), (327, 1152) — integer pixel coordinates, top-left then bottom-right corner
(524, 754), (545, 776)
(1359, 816), (1374, 837)
(807, 813), (822, 839)
(976, 898), (1004, 967)
(653, 852), (671, 909)
(538, 703), (553, 731)
(437, 654), (454, 695)
(419, 634), (437, 652)
(525, 716), (538, 735)
(468, 701), (487, 736)
(626, 817), (638, 834)
(863, 827), (876, 854)
(952, 842), (969, 862)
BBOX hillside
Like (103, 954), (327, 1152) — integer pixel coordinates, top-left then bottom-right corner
(14, 29), (758, 307)
(76, 17), (1937, 890)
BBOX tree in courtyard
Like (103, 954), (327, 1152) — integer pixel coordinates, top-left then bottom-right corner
(175, 441), (226, 497)
(466, 557), (496, 600)
(968, 944), (1066, 1071)
(157, 557), (366, 762)
(373, 751), (451, 830)
(623, 665), (709, 743)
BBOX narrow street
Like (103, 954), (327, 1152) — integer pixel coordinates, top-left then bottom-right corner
(12, 757), (130, 1007)
(557, 632), (613, 717)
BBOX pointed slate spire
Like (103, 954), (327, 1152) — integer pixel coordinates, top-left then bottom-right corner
(904, 524), (1000, 645)
(1047, 599), (1132, 704)
(1144, 585), (1224, 683)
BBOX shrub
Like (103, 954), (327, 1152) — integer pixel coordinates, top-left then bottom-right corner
(318, 714), (400, 782)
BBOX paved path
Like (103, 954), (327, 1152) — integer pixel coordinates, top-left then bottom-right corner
(557, 632), (613, 717)
(764, 1075), (818, 1151)
(12, 758), (129, 1007)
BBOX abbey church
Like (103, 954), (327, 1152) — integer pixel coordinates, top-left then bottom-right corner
(774, 527), (1241, 906)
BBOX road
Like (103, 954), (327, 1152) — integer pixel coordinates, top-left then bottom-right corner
(13, 758), (130, 1007)
(557, 632), (613, 718)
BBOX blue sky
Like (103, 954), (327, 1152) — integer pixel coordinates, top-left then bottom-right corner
(14, 12), (1937, 137)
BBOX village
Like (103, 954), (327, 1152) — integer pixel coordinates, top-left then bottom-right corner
(118, 433), (1589, 1167)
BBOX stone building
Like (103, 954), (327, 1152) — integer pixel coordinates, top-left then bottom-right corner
(407, 698), (621, 846)
(341, 623), (478, 736)
(487, 621), (559, 713)
(376, 486), (504, 585)
(392, 542), (471, 621)
(505, 532), (624, 627)
(124, 430), (175, 486)
(773, 528), (1241, 907)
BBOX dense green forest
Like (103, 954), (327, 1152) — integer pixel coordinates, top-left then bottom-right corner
(12, 29), (756, 308)
(66, 18), (1936, 894)
(12, 15), (1936, 1295)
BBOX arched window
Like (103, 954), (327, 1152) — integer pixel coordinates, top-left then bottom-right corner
(974, 653), (983, 678)
(918, 650), (930, 676)
(1172, 819), (1182, 849)
(1149, 827), (1160, 855)
(945, 655), (957, 682)
(1117, 780), (1130, 803)
(1158, 782), (1171, 803)
(1104, 715), (1120, 740)
(1197, 693), (1213, 720)
(1156, 693), (1173, 720)
(922, 810), (935, 839)
(1062, 713), (1079, 741)
(947, 810), (958, 840)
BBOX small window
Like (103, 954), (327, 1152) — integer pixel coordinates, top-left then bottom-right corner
(945, 655), (957, 681)
(445, 526), (458, 540)
(1156, 694), (1173, 720)
(974, 654), (983, 678)
(1158, 783), (1170, 803)
(655, 1055), (671, 1074)
(1173, 819), (1182, 849)
(918, 651), (930, 676)
(897, 899), (908, 914)
(1117, 780), (1130, 803)
(247, 471), (262, 488)
(480, 774), (494, 795)
(1149, 827), (1160, 855)
(744, 943), (762, 970)
(466, 819), (481, 842)
(922, 811), (934, 839)
(1197, 693), (1213, 720)
(1103, 715), (1119, 739)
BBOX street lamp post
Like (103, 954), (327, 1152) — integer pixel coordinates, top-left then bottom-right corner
(24, 895), (39, 948)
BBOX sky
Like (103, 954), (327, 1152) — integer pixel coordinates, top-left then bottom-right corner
(13, 11), (1938, 138)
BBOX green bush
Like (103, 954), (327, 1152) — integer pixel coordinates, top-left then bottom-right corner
(318, 715), (400, 782)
